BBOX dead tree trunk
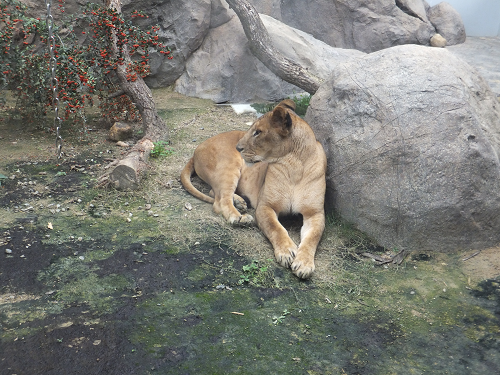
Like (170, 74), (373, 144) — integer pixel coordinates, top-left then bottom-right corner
(225, 0), (321, 94)
(98, 0), (168, 190)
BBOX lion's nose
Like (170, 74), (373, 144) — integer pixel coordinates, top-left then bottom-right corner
(236, 145), (243, 152)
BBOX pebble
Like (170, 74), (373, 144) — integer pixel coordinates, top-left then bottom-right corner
(5, 249), (12, 254)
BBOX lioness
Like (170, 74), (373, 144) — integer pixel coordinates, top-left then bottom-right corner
(181, 100), (326, 278)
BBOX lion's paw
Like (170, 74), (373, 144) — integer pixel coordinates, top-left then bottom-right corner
(233, 195), (248, 213)
(238, 214), (254, 225)
(291, 257), (315, 279)
(274, 242), (297, 268)
(229, 214), (254, 226)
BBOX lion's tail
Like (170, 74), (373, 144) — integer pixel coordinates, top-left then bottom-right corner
(180, 158), (215, 204)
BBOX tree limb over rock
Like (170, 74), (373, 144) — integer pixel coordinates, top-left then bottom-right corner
(225, 0), (321, 94)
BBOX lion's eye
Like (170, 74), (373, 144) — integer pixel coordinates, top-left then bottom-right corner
(253, 130), (261, 137)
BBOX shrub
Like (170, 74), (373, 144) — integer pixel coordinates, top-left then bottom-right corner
(0, 0), (172, 126)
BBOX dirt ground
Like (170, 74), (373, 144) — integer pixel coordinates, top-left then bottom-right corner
(1, 89), (500, 374)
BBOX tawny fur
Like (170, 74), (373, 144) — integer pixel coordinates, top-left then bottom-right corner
(180, 100), (326, 278)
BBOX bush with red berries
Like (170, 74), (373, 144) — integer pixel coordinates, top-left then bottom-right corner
(0, 0), (172, 126)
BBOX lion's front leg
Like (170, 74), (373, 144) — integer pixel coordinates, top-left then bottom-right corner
(291, 211), (325, 279)
(256, 205), (297, 267)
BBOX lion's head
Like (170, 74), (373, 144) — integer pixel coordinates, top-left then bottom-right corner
(236, 99), (297, 163)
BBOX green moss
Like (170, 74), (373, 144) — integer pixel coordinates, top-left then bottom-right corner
(54, 273), (130, 314)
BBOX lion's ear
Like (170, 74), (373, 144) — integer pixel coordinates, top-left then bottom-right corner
(276, 99), (296, 112)
(271, 106), (293, 136)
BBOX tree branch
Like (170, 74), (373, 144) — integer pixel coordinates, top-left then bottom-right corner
(225, 0), (321, 94)
(99, 0), (168, 190)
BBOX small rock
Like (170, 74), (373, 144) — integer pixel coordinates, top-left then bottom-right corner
(430, 33), (446, 48)
(108, 122), (133, 141)
(145, 204), (152, 210)
(116, 141), (129, 147)
(5, 248), (12, 254)
(184, 202), (193, 211)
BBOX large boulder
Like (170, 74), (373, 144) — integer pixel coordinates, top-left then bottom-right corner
(279, 0), (436, 52)
(175, 14), (364, 103)
(427, 2), (466, 46)
(306, 45), (500, 252)
(121, 0), (212, 88)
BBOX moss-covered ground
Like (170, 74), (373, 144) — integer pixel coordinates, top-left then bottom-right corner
(1, 89), (499, 374)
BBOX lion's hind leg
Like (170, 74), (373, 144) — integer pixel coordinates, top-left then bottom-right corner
(209, 190), (247, 213)
(212, 175), (253, 226)
(213, 190), (253, 225)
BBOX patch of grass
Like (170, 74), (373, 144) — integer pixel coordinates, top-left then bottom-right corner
(238, 259), (275, 287)
(272, 308), (291, 325)
(251, 93), (311, 117)
(291, 93), (311, 116)
(151, 140), (174, 158)
(250, 102), (275, 115)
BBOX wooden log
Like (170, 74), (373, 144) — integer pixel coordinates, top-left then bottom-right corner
(108, 138), (154, 190)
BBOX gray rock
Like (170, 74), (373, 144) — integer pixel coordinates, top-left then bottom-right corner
(427, 2), (466, 46)
(175, 14), (364, 103)
(175, 16), (296, 103)
(396, 0), (429, 22)
(121, 0), (212, 88)
(280, 0), (436, 52)
(210, 0), (233, 28)
(264, 15), (365, 86)
(306, 45), (500, 252)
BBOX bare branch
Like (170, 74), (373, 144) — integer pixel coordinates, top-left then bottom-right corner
(225, 0), (321, 94)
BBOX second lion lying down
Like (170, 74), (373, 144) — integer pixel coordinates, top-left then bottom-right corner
(181, 100), (326, 279)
